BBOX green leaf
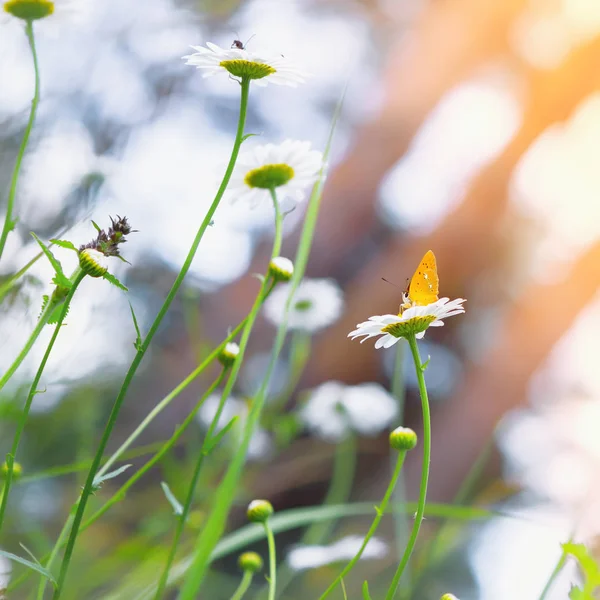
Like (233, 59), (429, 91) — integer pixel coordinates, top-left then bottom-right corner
(47, 302), (69, 325)
(564, 543), (600, 597)
(102, 271), (128, 292)
(91, 220), (102, 233)
(241, 133), (259, 143)
(569, 586), (586, 600)
(340, 579), (348, 600)
(0, 549), (57, 587)
(160, 482), (184, 516)
(362, 580), (372, 600)
(31, 233), (70, 288)
(38, 294), (49, 320)
(203, 417), (238, 455)
(92, 464), (132, 488)
(49, 239), (77, 252)
(129, 302), (143, 351)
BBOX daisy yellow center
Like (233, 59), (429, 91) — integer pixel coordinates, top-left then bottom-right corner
(244, 164), (294, 189)
(382, 315), (436, 339)
(294, 299), (312, 312)
(220, 59), (276, 80)
(4, 0), (54, 19)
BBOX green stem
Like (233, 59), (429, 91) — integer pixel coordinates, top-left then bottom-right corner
(391, 340), (409, 590)
(271, 332), (311, 412)
(94, 303), (268, 480)
(538, 544), (570, 600)
(52, 77), (251, 600)
(230, 571), (253, 600)
(0, 20), (40, 262)
(305, 434), (357, 544)
(264, 521), (277, 600)
(410, 436), (493, 592)
(152, 365), (231, 599)
(35, 514), (74, 600)
(177, 191), (285, 600)
(268, 435), (357, 600)
(0, 270), (85, 536)
(83, 369), (227, 535)
(155, 191), (283, 599)
(318, 452), (407, 600)
(0, 250), (43, 303)
(384, 335), (431, 600)
(22, 369), (226, 599)
(0, 310), (49, 392)
(179, 83), (342, 600)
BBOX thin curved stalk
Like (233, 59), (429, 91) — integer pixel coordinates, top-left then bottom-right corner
(0, 20), (41, 261)
(384, 335), (431, 600)
(179, 101), (338, 596)
(155, 192), (284, 599)
(230, 571), (253, 600)
(264, 521), (277, 600)
(52, 77), (251, 600)
(319, 452), (407, 599)
(0, 270), (85, 535)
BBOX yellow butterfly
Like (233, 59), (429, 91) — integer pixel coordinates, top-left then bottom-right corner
(401, 250), (439, 312)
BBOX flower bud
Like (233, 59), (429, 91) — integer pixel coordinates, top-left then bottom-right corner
(4, 0), (54, 20)
(269, 257), (294, 282)
(79, 248), (108, 278)
(1, 461), (22, 480)
(440, 595), (460, 600)
(238, 551), (263, 573)
(389, 426), (417, 451)
(218, 342), (240, 367)
(247, 499), (274, 523)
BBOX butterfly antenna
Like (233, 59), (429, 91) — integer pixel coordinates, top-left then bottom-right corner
(381, 277), (402, 289)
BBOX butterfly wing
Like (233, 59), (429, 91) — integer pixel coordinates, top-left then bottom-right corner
(407, 250), (439, 306)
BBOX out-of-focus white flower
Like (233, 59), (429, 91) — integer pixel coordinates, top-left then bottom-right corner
(300, 381), (398, 442)
(349, 297), (466, 348)
(0, 551), (10, 591)
(287, 535), (387, 571)
(228, 140), (323, 209)
(197, 394), (272, 460)
(183, 42), (307, 87)
(263, 278), (343, 333)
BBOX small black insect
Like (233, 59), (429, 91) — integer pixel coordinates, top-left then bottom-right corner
(231, 35), (255, 50)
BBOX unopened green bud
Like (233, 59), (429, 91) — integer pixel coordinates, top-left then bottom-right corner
(389, 426), (417, 451)
(218, 342), (239, 367)
(1, 461), (23, 480)
(79, 248), (108, 278)
(247, 499), (274, 523)
(269, 257), (294, 282)
(238, 551), (263, 573)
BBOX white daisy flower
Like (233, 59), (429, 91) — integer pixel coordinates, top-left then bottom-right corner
(228, 140), (323, 209)
(300, 381), (398, 442)
(263, 278), (343, 333)
(197, 394), (272, 460)
(183, 41), (307, 87)
(349, 297), (466, 348)
(287, 535), (387, 571)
